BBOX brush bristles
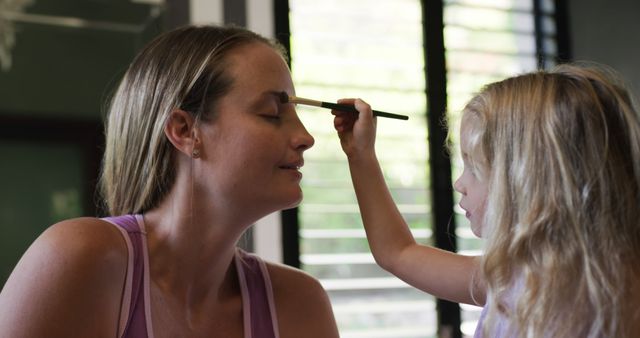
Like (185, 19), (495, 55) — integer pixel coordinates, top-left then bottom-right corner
(285, 95), (323, 107)
(278, 92), (324, 107)
(278, 91), (290, 103)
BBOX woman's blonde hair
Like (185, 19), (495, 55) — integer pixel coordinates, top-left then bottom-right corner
(463, 63), (640, 337)
(100, 25), (285, 216)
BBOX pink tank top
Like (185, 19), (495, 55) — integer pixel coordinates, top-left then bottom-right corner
(104, 214), (280, 338)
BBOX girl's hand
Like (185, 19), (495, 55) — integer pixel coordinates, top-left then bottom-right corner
(332, 98), (377, 160)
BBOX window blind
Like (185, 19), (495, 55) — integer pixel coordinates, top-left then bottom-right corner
(289, 0), (434, 337)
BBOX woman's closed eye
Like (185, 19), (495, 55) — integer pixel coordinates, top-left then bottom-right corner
(260, 111), (281, 121)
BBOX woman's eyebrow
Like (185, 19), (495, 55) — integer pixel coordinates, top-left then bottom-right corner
(245, 90), (282, 110)
(264, 90), (293, 105)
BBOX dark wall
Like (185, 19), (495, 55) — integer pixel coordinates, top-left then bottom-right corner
(568, 0), (640, 97)
(0, 0), (164, 118)
(0, 0), (166, 285)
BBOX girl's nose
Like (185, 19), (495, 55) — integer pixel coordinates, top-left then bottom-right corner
(453, 176), (465, 195)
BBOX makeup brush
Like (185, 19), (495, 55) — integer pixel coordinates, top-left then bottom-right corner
(278, 92), (409, 121)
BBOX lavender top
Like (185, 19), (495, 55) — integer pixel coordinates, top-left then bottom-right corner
(104, 214), (280, 338)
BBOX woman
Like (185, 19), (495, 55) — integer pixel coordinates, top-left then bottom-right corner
(0, 25), (339, 338)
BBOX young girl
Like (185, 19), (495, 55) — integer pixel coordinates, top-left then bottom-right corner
(0, 25), (338, 338)
(333, 63), (640, 337)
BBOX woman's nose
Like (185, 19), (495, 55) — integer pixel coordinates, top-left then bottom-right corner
(292, 119), (315, 151)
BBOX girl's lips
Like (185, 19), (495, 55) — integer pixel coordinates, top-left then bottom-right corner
(459, 203), (469, 218)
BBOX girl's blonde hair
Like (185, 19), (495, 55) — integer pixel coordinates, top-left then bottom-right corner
(100, 25), (284, 216)
(463, 63), (640, 337)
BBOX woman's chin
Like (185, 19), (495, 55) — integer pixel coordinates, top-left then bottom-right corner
(280, 190), (304, 210)
(284, 195), (303, 210)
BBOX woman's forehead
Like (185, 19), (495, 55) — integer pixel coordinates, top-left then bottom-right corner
(226, 43), (292, 93)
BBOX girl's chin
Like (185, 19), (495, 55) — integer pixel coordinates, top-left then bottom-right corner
(470, 224), (483, 238)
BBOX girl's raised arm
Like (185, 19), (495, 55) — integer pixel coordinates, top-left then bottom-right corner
(333, 98), (484, 306)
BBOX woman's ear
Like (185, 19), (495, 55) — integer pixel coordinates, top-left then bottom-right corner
(164, 109), (200, 158)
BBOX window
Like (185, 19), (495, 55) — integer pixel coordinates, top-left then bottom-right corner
(284, 0), (564, 336)
(289, 0), (432, 337)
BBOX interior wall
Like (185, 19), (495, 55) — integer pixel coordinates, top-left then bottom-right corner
(0, 0), (281, 286)
(0, 0), (164, 118)
(0, 0), (165, 285)
(567, 0), (640, 98)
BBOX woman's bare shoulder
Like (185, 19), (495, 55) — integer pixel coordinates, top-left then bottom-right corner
(29, 217), (129, 271)
(265, 261), (339, 338)
(0, 217), (128, 337)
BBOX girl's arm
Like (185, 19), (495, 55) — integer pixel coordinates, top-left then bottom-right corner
(333, 98), (485, 305)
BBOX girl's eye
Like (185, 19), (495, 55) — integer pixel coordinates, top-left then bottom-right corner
(463, 160), (477, 177)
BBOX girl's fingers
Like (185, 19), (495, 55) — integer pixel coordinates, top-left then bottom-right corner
(353, 99), (373, 117)
(337, 98), (357, 105)
(336, 98), (373, 120)
(334, 98), (356, 117)
(332, 98), (375, 134)
(333, 115), (344, 131)
(333, 110), (356, 128)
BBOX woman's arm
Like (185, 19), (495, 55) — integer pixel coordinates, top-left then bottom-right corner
(334, 99), (484, 305)
(0, 218), (128, 337)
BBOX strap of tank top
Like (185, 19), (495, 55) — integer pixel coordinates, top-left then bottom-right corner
(102, 215), (148, 338)
(235, 249), (280, 338)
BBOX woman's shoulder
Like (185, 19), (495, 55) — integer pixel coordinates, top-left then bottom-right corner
(265, 260), (325, 297)
(40, 216), (129, 261)
(264, 260), (339, 338)
(0, 217), (128, 336)
(5, 216), (129, 293)
(29, 216), (131, 291)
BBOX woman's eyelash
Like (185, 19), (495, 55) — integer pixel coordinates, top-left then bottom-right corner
(261, 113), (280, 120)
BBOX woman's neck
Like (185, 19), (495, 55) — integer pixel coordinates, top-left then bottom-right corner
(141, 193), (249, 309)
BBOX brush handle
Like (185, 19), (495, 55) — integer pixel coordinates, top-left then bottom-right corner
(320, 102), (409, 120)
